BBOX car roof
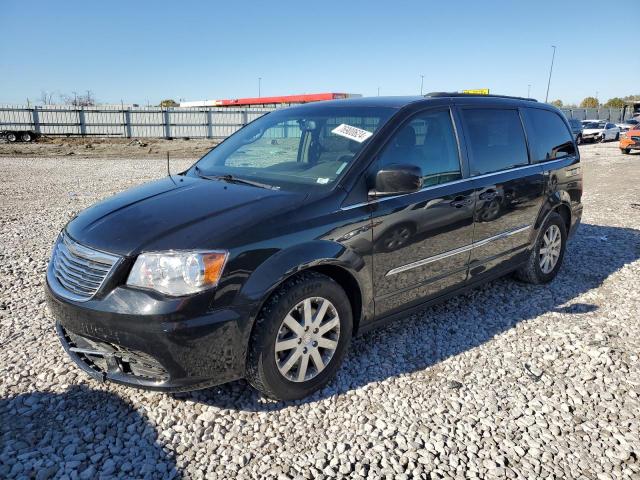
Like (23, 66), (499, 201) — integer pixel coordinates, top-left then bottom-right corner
(283, 93), (541, 112)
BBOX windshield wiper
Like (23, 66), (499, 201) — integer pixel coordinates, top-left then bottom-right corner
(195, 167), (278, 190)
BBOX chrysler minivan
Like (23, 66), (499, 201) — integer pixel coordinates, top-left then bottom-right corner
(46, 93), (583, 400)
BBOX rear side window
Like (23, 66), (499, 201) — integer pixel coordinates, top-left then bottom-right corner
(460, 109), (529, 175)
(524, 108), (576, 162)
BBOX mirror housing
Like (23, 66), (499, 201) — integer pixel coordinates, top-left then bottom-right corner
(370, 164), (423, 197)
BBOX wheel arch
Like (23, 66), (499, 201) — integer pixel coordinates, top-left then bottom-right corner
(239, 241), (370, 349)
(532, 194), (572, 242)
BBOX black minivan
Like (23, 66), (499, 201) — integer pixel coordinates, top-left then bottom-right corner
(46, 94), (583, 400)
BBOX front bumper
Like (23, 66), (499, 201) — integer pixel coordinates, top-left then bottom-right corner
(620, 138), (640, 150)
(46, 281), (258, 392)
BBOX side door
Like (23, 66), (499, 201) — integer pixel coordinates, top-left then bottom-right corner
(457, 107), (545, 281)
(369, 108), (476, 318)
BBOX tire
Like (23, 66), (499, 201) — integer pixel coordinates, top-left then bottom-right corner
(615, 133), (620, 141)
(20, 132), (33, 142)
(6, 132), (17, 142)
(515, 212), (567, 284)
(599, 134), (606, 143)
(576, 134), (582, 145)
(246, 271), (353, 400)
(621, 148), (630, 155)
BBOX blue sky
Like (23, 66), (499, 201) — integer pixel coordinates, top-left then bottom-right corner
(1, 0), (638, 105)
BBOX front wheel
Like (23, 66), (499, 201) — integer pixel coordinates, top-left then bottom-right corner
(21, 132), (33, 142)
(576, 134), (582, 145)
(515, 212), (567, 284)
(615, 133), (620, 141)
(6, 132), (17, 142)
(621, 148), (630, 155)
(246, 271), (352, 400)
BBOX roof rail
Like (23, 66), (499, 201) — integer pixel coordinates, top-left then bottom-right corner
(426, 92), (538, 102)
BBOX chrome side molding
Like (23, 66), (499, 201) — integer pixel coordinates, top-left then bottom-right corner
(386, 225), (532, 276)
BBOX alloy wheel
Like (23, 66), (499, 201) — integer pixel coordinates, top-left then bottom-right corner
(539, 224), (561, 274)
(274, 297), (340, 382)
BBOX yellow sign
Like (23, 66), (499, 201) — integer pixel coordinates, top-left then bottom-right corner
(462, 89), (490, 95)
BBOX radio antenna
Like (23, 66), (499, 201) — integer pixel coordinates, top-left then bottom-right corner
(167, 151), (177, 185)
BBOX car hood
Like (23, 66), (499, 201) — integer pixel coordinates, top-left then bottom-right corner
(66, 175), (307, 256)
(582, 128), (604, 134)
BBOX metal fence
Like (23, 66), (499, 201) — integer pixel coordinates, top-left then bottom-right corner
(0, 105), (276, 139)
(560, 108), (631, 122)
(1, 104), (634, 139)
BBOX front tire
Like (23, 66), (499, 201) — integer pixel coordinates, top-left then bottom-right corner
(515, 212), (567, 284)
(246, 271), (353, 400)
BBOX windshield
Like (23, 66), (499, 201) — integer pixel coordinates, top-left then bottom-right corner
(191, 105), (396, 191)
(583, 122), (604, 129)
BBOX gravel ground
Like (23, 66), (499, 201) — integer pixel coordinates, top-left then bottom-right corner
(0, 136), (219, 159)
(1, 143), (639, 479)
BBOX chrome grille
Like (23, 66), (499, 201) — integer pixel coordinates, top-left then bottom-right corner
(50, 233), (121, 301)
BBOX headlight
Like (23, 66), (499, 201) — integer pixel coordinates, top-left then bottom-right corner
(127, 250), (228, 296)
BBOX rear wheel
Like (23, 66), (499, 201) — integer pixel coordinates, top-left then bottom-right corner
(621, 148), (630, 155)
(515, 212), (567, 284)
(20, 132), (33, 142)
(6, 132), (17, 142)
(246, 271), (353, 400)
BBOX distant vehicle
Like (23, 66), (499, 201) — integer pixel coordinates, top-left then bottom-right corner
(0, 130), (39, 143)
(581, 121), (620, 143)
(616, 118), (640, 133)
(620, 125), (640, 154)
(567, 118), (583, 144)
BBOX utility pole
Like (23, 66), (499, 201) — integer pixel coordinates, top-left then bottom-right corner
(545, 45), (556, 103)
(420, 75), (424, 95)
(377, 87), (380, 96)
(527, 84), (531, 98)
(258, 77), (262, 98)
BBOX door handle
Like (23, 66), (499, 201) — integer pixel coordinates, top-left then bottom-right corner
(450, 196), (472, 208)
(479, 190), (497, 201)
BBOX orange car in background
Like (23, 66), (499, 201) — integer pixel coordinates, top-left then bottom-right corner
(620, 125), (640, 154)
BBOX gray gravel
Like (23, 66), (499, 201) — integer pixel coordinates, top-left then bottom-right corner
(1, 143), (639, 479)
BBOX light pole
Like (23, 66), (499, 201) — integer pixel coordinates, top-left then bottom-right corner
(545, 45), (556, 103)
(527, 84), (531, 98)
(377, 87), (380, 96)
(258, 77), (262, 98)
(420, 75), (424, 95)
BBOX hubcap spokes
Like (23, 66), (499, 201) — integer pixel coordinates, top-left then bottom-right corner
(539, 224), (561, 274)
(274, 297), (340, 382)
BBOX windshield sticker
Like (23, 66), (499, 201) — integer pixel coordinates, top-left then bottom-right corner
(336, 162), (348, 175)
(316, 177), (330, 184)
(331, 124), (373, 143)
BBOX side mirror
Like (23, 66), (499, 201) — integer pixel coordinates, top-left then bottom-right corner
(370, 164), (423, 197)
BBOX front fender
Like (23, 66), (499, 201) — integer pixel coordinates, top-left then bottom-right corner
(238, 239), (371, 313)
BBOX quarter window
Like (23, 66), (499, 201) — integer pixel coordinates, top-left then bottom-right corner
(524, 108), (576, 162)
(460, 109), (529, 175)
(378, 110), (462, 187)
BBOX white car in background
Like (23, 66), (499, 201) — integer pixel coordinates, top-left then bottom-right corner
(580, 120), (620, 143)
(616, 118), (640, 133)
